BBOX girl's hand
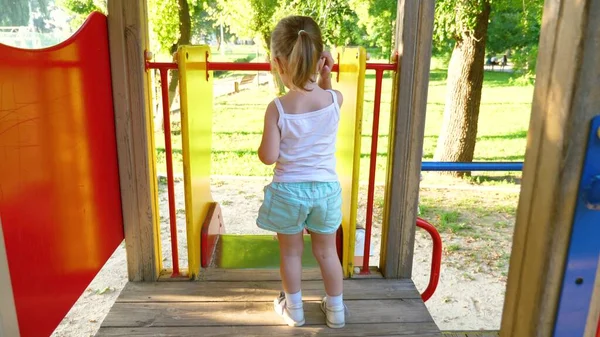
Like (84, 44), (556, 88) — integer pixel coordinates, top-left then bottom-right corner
(318, 51), (334, 90)
(319, 51), (334, 78)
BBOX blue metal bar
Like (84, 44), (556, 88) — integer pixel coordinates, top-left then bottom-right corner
(421, 161), (523, 172)
(553, 115), (600, 337)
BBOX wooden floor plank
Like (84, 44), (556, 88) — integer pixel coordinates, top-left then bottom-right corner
(198, 267), (325, 281)
(101, 300), (433, 328)
(117, 279), (421, 302)
(442, 332), (500, 337)
(98, 276), (440, 336)
(97, 323), (441, 337)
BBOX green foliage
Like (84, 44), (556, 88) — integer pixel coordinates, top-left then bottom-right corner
(433, 0), (544, 75)
(487, 0), (543, 76)
(0, 0), (29, 26)
(277, 0), (365, 48)
(57, 0), (106, 30)
(209, 0), (256, 41)
(59, 0), (105, 14)
(147, 0), (215, 54)
(191, 0), (219, 43)
(509, 44), (538, 83)
(250, 0), (278, 50)
(149, 0), (180, 53)
(1, 0), (51, 27)
(487, 0), (543, 54)
(350, 0), (396, 57)
(434, 0), (489, 45)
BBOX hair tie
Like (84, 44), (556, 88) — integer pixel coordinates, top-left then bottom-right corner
(298, 29), (306, 36)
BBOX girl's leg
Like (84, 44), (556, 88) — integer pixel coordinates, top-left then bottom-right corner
(310, 232), (343, 296)
(277, 232), (304, 295)
(274, 232), (305, 327)
(311, 231), (345, 328)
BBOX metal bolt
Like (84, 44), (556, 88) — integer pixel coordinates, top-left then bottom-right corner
(585, 175), (600, 210)
(145, 50), (153, 61)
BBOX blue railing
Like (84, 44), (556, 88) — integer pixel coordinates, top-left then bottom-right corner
(421, 162), (523, 172)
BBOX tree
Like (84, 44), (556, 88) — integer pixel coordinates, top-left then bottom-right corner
(149, 0), (192, 111)
(277, 0), (364, 48)
(1, 0), (51, 27)
(350, 0), (396, 58)
(271, 0), (366, 93)
(486, 0), (544, 78)
(57, 0), (106, 29)
(433, 0), (491, 176)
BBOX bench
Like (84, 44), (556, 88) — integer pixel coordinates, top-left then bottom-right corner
(486, 58), (508, 71)
(234, 74), (257, 92)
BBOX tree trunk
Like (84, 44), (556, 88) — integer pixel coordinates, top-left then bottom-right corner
(433, 2), (491, 177)
(156, 0), (191, 132)
(261, 33), (285, 95)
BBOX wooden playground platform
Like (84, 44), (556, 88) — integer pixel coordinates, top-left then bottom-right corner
(96, 269), (441, 337)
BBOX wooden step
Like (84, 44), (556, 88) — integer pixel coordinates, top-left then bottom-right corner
(97, 278), (441, 337)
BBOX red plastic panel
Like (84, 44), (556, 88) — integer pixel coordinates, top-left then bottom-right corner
(200, 203), (225, 268)
(0, 12), (124, 337)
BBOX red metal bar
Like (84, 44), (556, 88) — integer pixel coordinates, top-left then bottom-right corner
(366, 63), (397, 71)
(147, 60), (396, 72)
(208, 61), (271, 72)
(159, 69), (180, 277)
(360, 69), (385, 275)
(148, 61), (178, 70)
(147, 58), (397, 277)
(416, 217), (442, 302)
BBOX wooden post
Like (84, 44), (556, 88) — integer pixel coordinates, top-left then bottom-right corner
(107, 0), (161, 282)
(584, 260), (600, 337)
(380, 0), (435, 278)
(500, 0), (600, 335)
(0, 218), (20, 337)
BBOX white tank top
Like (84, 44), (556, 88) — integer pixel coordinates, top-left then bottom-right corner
(272, 90), (340, 183)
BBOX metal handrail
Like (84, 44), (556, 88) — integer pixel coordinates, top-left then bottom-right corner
(416, 217), (442, 302)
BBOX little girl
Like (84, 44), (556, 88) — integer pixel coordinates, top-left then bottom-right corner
(256, 16), (345, 328)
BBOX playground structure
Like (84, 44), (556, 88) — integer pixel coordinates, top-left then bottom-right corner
(0, 0), (599, 336)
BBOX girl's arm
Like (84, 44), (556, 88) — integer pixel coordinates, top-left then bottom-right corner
(318, 51), (344, 107)
(258, 101), (280, 165)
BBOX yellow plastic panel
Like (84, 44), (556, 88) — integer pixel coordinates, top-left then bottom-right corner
(177, 45), (214, 278)
(335, 47), (366, 277)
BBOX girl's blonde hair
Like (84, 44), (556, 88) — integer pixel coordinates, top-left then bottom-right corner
(270, 16), (323, 91)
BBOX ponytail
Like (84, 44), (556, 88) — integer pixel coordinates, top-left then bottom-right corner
(288, 31), (319, 91)
(270, 16), (323, 91)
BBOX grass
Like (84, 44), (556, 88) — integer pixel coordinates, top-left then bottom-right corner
(154, 50), (534, 185)
(413, 187), (518, 277)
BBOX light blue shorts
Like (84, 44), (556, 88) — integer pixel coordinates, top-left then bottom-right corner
(257, 181), (342, 235)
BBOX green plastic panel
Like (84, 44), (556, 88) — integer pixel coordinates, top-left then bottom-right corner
(213, 235), (318, 269)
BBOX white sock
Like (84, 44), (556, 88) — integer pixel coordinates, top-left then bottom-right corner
(285, 290), (302, 308)
(326, 293), (343, 308)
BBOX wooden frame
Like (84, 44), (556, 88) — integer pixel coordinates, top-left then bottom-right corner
(107, 0), (161, 282)
(584, 260), (600, 337)
(380, 0), (435, 278)
(0, 218), (20, 337)
(500, 0), (600, 335)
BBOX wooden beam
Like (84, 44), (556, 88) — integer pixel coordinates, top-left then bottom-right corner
(380, 0), (435, 278)
(0, 218), (20, 337)
(442, 332), (499, 337)
(584, 260), (600, 337)
(500, 0), (600, 335)
(107, 0), (161, 282)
